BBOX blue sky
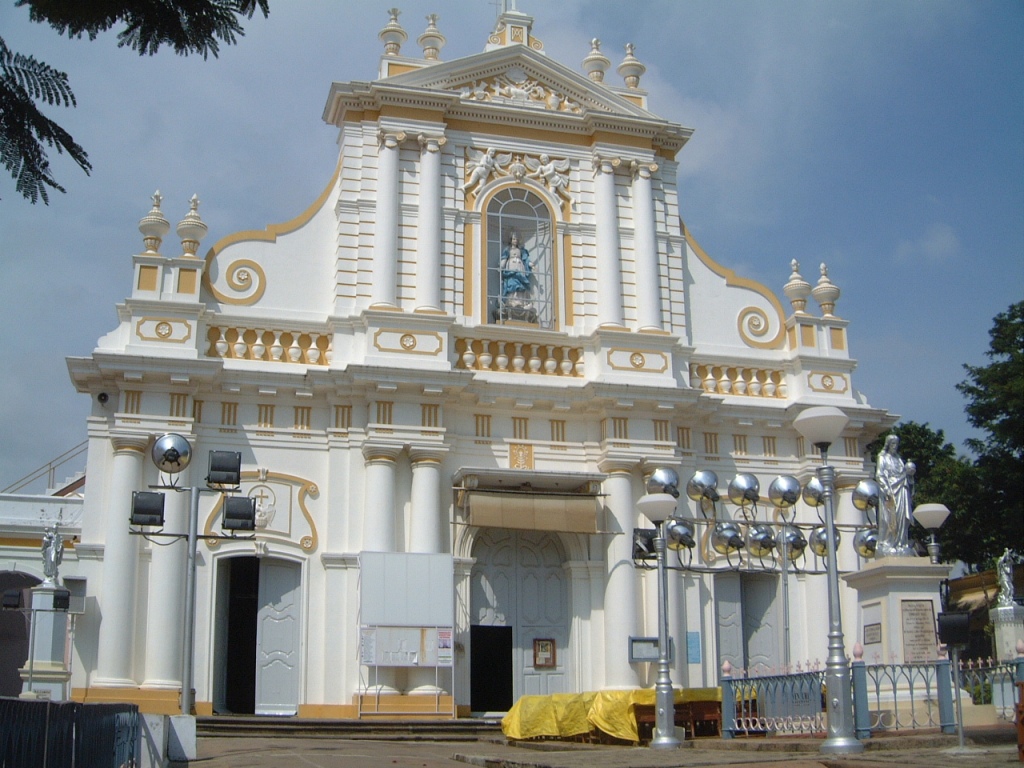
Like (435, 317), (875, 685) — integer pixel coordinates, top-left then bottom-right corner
(1, 1), (1021, 490)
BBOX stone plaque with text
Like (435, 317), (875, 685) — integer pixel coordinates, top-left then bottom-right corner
(901, 599), (937, 662)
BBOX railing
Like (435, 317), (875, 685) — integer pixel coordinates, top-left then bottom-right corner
(957, 657), (1021, 721)
(1, 440), (88, 495)
(0, 698), (139, 768)
(722, 665), (825, 736)
(721, 654), (1024, 740)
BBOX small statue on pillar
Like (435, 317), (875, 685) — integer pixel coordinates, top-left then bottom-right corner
(41, 524), (64, 585)
(996, 548), (1016, 608)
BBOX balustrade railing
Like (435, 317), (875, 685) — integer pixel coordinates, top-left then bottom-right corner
(207, 326), (332, 365)
(454, 337), (583, 376)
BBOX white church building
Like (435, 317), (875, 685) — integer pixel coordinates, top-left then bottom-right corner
(1, 6), (896, 718)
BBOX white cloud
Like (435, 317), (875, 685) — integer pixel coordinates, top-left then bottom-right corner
(894, 223), (962, 265)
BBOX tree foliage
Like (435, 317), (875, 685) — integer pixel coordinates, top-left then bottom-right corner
(2, 1), (269, 203)
(0, 35), (91, 203)
(867, 303), (1024, 569)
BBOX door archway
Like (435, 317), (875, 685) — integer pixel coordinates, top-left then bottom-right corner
(469, 528), (569, 712)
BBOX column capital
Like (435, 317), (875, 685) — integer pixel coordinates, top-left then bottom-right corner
(593, 153), (621, 175)
(110, 435), (150, 455)
(378, 129), (407, 149)
(362, 443), (402, 463)
(597, 458), (637, 475)
(417, 133), (447, 153)
(410, 445), (449, 465)
(630, 159), (658, 179)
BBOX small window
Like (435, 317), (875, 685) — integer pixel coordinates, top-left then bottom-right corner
(486, 188), (554, 328)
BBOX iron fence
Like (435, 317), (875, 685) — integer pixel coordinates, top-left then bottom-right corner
(0, 697), (138, 768)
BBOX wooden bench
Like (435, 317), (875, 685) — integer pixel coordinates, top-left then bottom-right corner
(633, 700), (722, 741)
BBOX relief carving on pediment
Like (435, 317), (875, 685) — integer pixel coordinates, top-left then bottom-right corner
(457, 66), (583, 114)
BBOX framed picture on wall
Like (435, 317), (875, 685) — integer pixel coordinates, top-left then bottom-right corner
(533, 638), (556, 668)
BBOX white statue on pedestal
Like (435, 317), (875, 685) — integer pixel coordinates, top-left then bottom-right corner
(875, 435), (916, 557)
(996, 548), (1016, 608)
(41, 524), (63, 585)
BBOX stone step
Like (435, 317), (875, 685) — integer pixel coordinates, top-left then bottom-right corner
(197, 715), (504, 740)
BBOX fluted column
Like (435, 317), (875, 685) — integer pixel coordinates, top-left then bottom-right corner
(631, 160), (663, 331)
(408, 448), (445, 554)
(594, 155), (625, 327)
(141, 474), (188, 689)
(94, 435), (148, 687)
(361, 445), (401, 552)
(416, 134), (446, 312)
(371, 130), (405, 308)
(601, 463), (641, 688)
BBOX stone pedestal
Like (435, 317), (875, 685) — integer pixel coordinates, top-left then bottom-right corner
(843, 557), (952, 665)
(19, 584), (71, 700)
(989, 604), (1024, 662)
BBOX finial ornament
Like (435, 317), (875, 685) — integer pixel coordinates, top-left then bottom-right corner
(811, 261), (840, 316)
(617, 43), (646, 89)
(582, 38), (611, 83)
(138, 189), (171, 253)
(379, 8), (407, 56)
(783, 258), (812, 314)
(418, 14), (446, 60)
(176, 193), (208, 257)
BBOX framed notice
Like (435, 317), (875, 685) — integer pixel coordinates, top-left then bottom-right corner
(533, 638), (556, 668)
(901, 599), (938, 662)
(863, 623), (882, 646)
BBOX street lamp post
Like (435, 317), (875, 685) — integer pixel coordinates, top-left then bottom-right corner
(636, 467), (683, 750)
(793, 406), (863, 755)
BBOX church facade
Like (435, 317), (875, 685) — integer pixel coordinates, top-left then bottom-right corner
(3, 7), (893, 717)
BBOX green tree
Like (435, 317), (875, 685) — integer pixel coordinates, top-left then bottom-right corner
(956, 301), (1024, 562)
(1, 0), (269, 203)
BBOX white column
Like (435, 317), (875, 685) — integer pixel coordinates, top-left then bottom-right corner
(408, 449), (444, 554)
(601, 463), (641, 688)
(141, 476), (188, 688)
(360, 445), (401, 694)
(416, 134), (445, 312)
(594, 155), (625, 327)
(371, 131), (404, 308)
(631, 160), (663, 331)
(94, 435), (147, 687)
(361, 445), (400, 553)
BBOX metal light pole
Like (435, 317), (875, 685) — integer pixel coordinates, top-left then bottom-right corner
(180, 484), (200, 716)
(794, 406), (863, 755)
(636, 467), (682, 750)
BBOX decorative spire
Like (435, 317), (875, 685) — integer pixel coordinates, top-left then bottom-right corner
(582, 38), (611, 83)
(812, 262), (841, 316)
(138, 190), (170, 254)
(617, 43), (646, 89)
(783, 259), (812, 314)
(417, 14), (446, 60)
(176, 194), (208, 256)
(378, 8), (407, 56)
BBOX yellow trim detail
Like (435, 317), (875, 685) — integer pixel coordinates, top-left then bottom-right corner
(138, 265), (159, 292)
(683, 223), (786, 350)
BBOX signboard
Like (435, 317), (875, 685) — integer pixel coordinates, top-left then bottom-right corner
(901, 600), (938, 662)
(360, 626), (455, 667)
(863, 623), (882, 646)
(686, 631), (702, 664)
(629, 636), (674, 664)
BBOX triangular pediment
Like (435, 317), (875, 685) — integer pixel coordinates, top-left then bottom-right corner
(380, 45), (658, 120)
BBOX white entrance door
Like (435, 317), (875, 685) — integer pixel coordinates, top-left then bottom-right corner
(741, 574), (780, 674)
(471, 528), (568, 707)
(255, 559), (301, 715)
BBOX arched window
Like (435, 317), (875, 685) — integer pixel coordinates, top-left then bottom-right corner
(486, 188), (553, 328)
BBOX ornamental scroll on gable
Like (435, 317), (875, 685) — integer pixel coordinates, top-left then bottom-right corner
(204, 468), (319, 552)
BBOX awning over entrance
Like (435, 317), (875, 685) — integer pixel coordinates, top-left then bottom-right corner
(453, 467), (605, 534)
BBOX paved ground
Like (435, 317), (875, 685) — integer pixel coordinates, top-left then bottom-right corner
(185, 729), (1021, 768)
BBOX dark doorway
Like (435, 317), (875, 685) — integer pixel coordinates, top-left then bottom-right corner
(470, 625), (513, 712)
(0, 572), (40, 697)
(225, 557), (259, 714)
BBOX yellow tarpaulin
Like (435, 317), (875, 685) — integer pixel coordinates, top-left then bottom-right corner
(502, 687), (722, 743)
(501, 692), (596, 739)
